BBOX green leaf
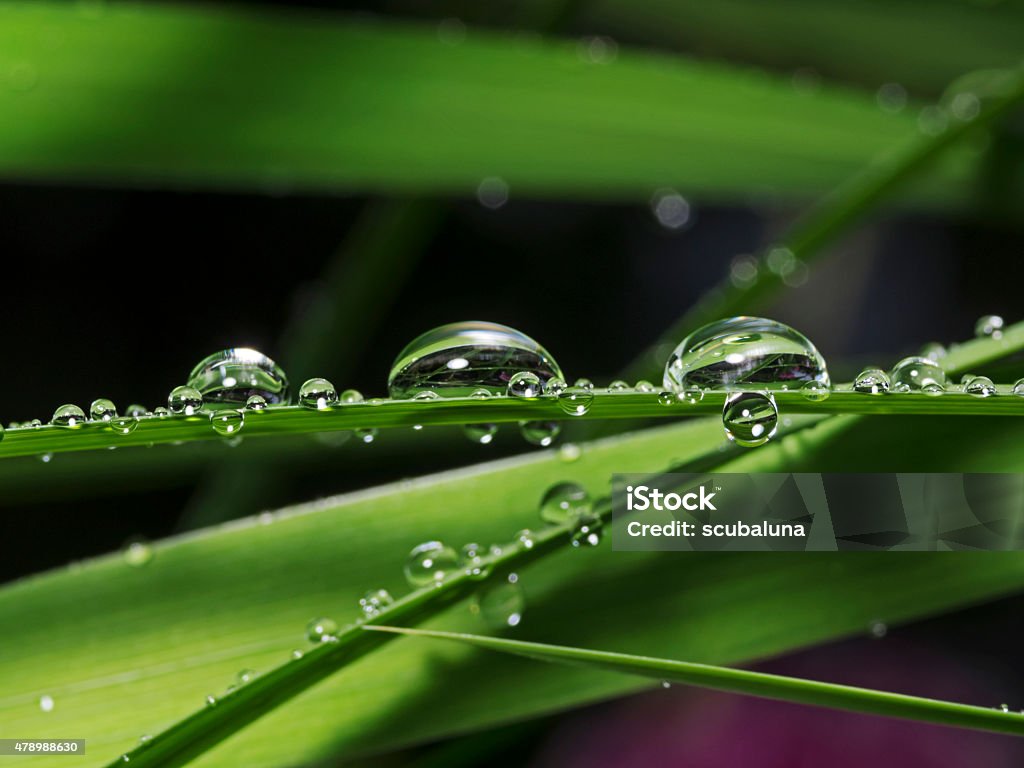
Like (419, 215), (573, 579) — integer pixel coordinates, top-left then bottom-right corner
(362, 626), (1024, 737)
(0, 3), (983, 203)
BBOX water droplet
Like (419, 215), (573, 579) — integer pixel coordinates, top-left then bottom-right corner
(918, 104), (949, 136)
(89, 398), (117, 422)
(477, 575), (524, 628)
(291, 649), (303, 659)
(876, 82), (907, 113)
(404, 541), (458, 587)
(722, 392), (778, 448)
(545, 377), (567, 396)
(574, 378), (594, 390)
(153, 406), (170, 418)
(540, 482), (591, 525)
(306, 617), (339, 642)
(186, 348), (289, 409)
(245, 395), (267, 411)
(40, 452), (53, 463)
(634, 380), (656, 393)
(661, 681), (671, 689)
(508, 371), (543, 398)
(558, 387), (594, 416)
(964, 375), (996, 397)
(729, 254), (759, 288)
(168, 386), (203, 416)
(853, 367), (890, 395)
(890, 356), (946, 393)
(664, 316), (829, 392)
(123, 538), (153, 567)
(358, 588), (394, 618)
(477, 177), (509, 209)
(657, 391), (675, 406)
(975, 314), (1004, 339)
(920, 342), (947, 361)
(607, 380), (630, 392)
(1013, 378), (1024, 396)
(464, 423), (497, 444)
(210, 409), (244, 436)
(51, 404), (87, 428)
(520, 420), (560, 446)
(205, 695), (217, 707)
(516, 529), (536, 549)
(339, 389), (364, 404)
(459, 542), (490, 578)
(558, 442), (582, 462)
(111, 415), (139, 436)
(389, 322), (563, 399)
(800, 380), (830, 401)
(571, 515), (604, 547)
(237, 669), (256, 685)
(355, 427), (377, 443)
(869, 620), (888, 639)
(650, 188), (690, 230)
(299, 378), (337, 409)
(39, 694), (54, 712)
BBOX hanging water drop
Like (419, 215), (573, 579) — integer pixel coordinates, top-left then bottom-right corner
(464, 423), (497, 444)
(574, 378), (594, 390)
(245, 395), (267, 410)
(210, 409), (244, 436)
(520, 420), (560, 446)
(975, 314), (1005, 339)
(237, 669), (256, 685)
(89, 398), (117, 422)
(404, 541), (458, 587)
(890, 356), (946, 393)
(111, 415), (139, 436)
(571, 515), (604, 548)
(388, 321), (563, 399)
(205, 695), (217, 707)
(153, 406), (170, 418)
(558, 387), (594, 416)
(459, 542), (490, 578)
(306, 616), (339, 642)
(299, 378), (337, 409)
(358, 588), (394, 618)
(508, 371), (542, 398)
(51, 404), (87, 428)
(186, 348), (290, 409)
(123, 538), (153, 567)
(964, 375), (996, 397)
(722, 392), (778, 448)
(664, 316), (829, 392)
(920, 342), (946, 361)
(657, 391), (674, 406)
(476, 575), (525, 628)
(540, 482), (592, 525)
(168, 386), (203, 416)
(853, 367), (890, 395)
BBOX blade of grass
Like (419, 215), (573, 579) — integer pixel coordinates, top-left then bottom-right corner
(363, 626), (1024, 737)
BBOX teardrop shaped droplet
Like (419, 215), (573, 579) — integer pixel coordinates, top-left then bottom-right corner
(39, 694), (55, 712)
(404, 541), (458, 587)
(540, 482), (592, 525)
(634, 380), (656, 393)
(854, 367), (890, 395)
(964, 375), (996, 397)
(355, 427), (377, 444)
(186, 348), (290, 409)
(306, 616), (339, 642)
(168, 386), (203, 416)
(388, 321), (563, 399)
(520, 420), (560, 446)
(975, 314), (1004, 339)
(358, 588), (394, 619)
(722, 391), (778, 448)
(476, 575), (524, 628)
(299, 378), (337, 410)
(664, 316), (829, 392)
(459, 542), (490, 579)
(890, 356), (946, 393)
(51, 404), (87, 428)
(210, 409), (244, 436)
(558, 387), (594, 416)
(237, 669), (256, 685)
(571, 515), (604, 547)
(464, 422), (497, 444)
(89, 398), (117, 422)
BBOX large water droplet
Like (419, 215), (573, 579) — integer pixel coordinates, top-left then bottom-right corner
(299, 378), (337, 409)
(854, 367), (890, 395)
(464, 423), (497, 444)
(964, 375), (996, 397)
(306, 616), (339, 642)
(89, 398), (117, 422)
(358, 588), (394, 619)
(800, 380), (829, 401)
(388, 321), (563, 399)
(890, 357), (946, 393)
(664, 316), (829, 392)
(186, 348), (289, 409)
(975, 314), (1004, 339)
(52, 404), (87, 428)
(210, 409), (244, 436)
(477, 575), (524, 628)
(540, 482), (592, 525)
(722, 391), (778, 448)
(404, 541), (458, 587)
(168, 386), (203, 416)
(520, 420), (560, 446)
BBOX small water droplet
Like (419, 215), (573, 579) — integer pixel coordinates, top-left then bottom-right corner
(389, 322), (562, 399)
(1000, 703), (1011, 713)
(470, 388), (492, 400)
(464, 423), (497, 444)
(950, 91), (980, 121)
(205, 695), (217, 707)
(39, 694), (54, 712)
(869, 620), (888, 639)
(729, 254), (759, 288)
(477, 177), (509, 209)
(508, 371), (543, 398)
(187, 348), (289, 408)
(210, 409), (244, 436)
(558, 387), (594, 416)
(138, 734), (152, 744)
(520, 420), (560, 446)
(1012, 378), (1024, 396)
(404, 541), (458, 587)
(358, 588), (394, 618)
(111, 415), (139, 435)
(340, 388), (364, 404)
(964, 375), (996, 397)
(664, 316), (829, 392)
(237, 669), (256, 685)
(123, 538), (152, 567)
(800, 380), (829, 402)
(153, 406), (170, 418)
(545, 377), (567, 396)
(477, 574), (525, 628)
(540, 482), (592, 525)
(168, 386), (203, 416)
(355, 427), (377, 443)
(89, 398), (117, 422)
(51, 403), (86, 428)
(245, 395), (267, 411)
(661, 681), (672, 689)
(650, 188), (690, 230)
(975, 314), (1004, 339)
(890, 356), (946, 393)
(853, 368), (890, 395)
(306, 616), (339, 642)
(607, 380), (630, 392)
(299, 378), (337, 410)
(121, 754), (130, 763)
(558, 442), (582, 463)
(722, 392), (778, 448)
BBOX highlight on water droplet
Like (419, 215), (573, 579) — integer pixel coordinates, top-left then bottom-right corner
(890, 356), (946, 394)
(476, 574), (525, 628)
(558, 387), (594, 416)
(168, 386), (203, 416)
(306, 616), (339, 643)
(237, 669), (256, 685)
(540, 481), (592, 525)
(51, 404), (87, 428)
(963, 375), (996, 398)
(388, 321), (563, 399)
(210, 409), (244, 436)
(722, 391), (778, 448)
(520, 420), (560, 446)
(358, 588), (394, 619)
(853, 367), (890, 395)
(664, 316), (829, 393)
(404, 541), (458, 587)
(123, 537), (153, 567)
(508, 371), (543, 398)
(110, 415), (139, 436)
(205, 695), (217, 707)
(464, 423), (497, 444)
(186, 348), (290, 409)
(650, 188), (690, 230)
(299, 378), (337, 410)
(89, 398), (117, 422)
(975, 314), (1004, 340)
(39, 694), (54, 712)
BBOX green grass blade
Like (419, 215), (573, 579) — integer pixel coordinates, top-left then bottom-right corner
(0, 3), (985, 203)
(364, 626), (1024, 737)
